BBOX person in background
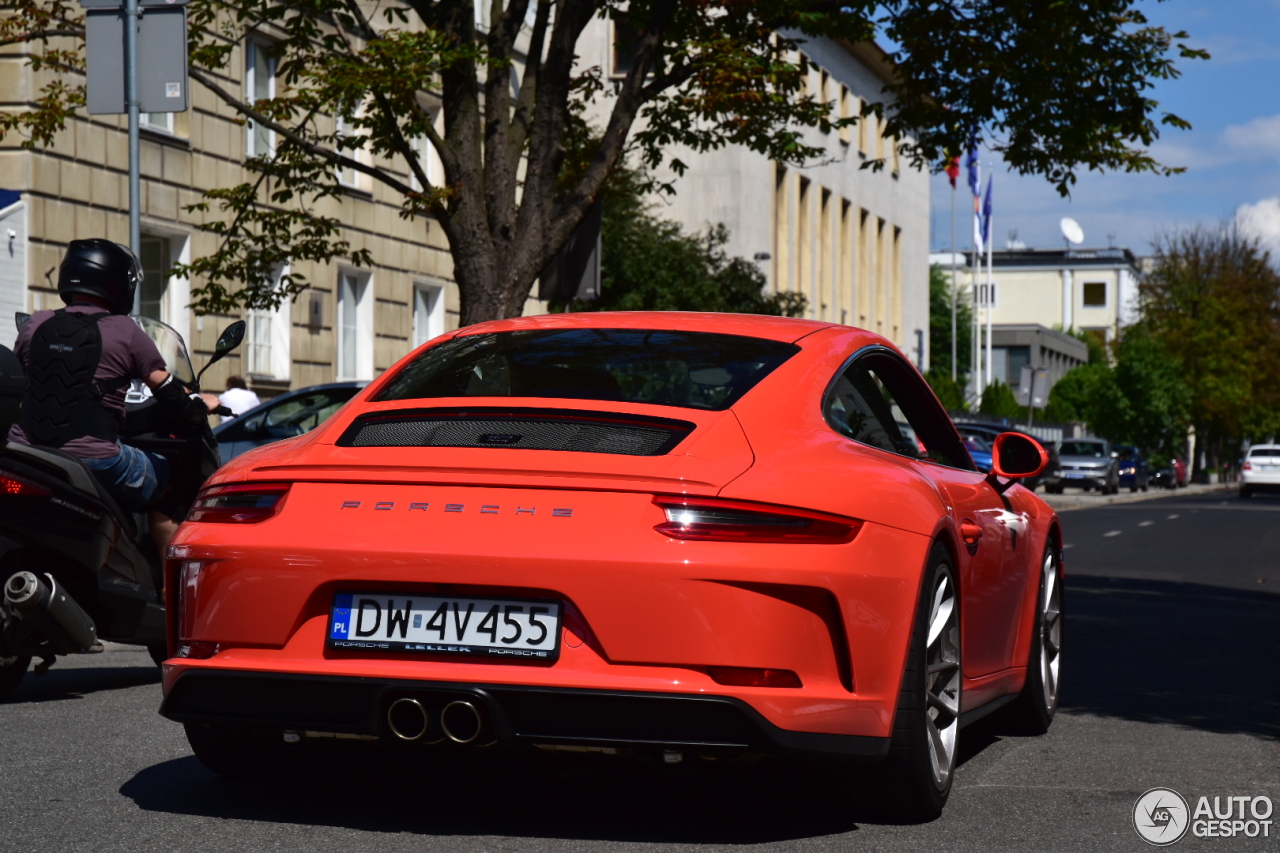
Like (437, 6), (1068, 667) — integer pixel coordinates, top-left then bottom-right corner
(219, 375), (260, 418)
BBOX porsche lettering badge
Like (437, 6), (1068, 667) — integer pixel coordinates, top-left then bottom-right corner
(340, 500), (573, 517)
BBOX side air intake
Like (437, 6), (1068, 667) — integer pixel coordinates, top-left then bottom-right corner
(336, 408), (695, 457)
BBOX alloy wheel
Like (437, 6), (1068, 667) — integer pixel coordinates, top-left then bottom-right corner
(1039, 551), (1062, 712)
(924, 568), (960, 788)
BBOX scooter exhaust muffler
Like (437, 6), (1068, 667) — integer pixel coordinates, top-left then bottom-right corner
(4, 571), (97, 654)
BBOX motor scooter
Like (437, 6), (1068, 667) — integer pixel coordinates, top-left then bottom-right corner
(0, 315), (244, 699)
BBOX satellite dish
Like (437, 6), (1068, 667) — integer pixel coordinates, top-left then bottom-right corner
(1060, 217), (1084, 245)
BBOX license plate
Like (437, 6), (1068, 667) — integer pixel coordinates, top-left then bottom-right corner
(328, 593), (562, 661)
(1064, 472), (1086, 479)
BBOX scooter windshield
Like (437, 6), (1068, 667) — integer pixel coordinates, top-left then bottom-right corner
(132, 316), (195, 385)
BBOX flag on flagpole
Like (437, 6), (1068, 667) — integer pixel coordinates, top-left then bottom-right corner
(980, 176), (994, 247)
(945, 156), (960, 188)
(966, 135), (982, 248)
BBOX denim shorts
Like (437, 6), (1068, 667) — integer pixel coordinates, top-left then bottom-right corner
(82, 444), (170, 513)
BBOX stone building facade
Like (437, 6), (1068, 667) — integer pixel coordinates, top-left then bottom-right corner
(0, 26), (466, 396)
(577, 21), (933, 369)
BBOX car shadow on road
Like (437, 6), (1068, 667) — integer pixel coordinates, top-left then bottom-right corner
(121, 750), (880, 842)
(1058, 575), (1280, 739)
(8, 665), (160, 704)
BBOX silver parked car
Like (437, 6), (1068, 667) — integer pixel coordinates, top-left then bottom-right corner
(1048, 438), (1119, 494)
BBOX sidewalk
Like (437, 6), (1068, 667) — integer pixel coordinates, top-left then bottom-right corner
(1037, 481), (1237, 512)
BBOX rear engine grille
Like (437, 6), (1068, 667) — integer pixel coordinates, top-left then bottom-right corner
(337, 408), (695, 456)
(488, 689), (761, 746)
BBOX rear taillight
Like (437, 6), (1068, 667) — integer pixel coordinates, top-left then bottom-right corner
(188, 483), (290, 523)
(708, 666), (803, 688)
(1243, 461), (1252, 471)
(653, 496), (861, 544)
(0, 471), (51, 497)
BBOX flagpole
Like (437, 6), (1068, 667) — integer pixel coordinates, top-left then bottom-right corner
(950, 178), (957, 382)
(985, 210), (994, 390)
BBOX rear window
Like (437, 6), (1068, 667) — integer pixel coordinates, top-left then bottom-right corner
(375, 329), (800, 411)
(1249, 447), (1280, 457)
(1059, 441), (1107, 457)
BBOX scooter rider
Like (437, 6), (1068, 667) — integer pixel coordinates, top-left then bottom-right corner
(6, 239), (215, 560)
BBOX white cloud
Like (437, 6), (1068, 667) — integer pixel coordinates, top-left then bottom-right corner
(1236, 197), (1280, 256)
(1221, 115), (1280, 161)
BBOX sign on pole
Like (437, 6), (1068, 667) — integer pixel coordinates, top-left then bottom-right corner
(1016, 365), (1049, 410)
(82, 0), (190, 116)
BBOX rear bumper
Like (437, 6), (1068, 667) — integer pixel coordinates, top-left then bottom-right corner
(159, 668), (890, 761)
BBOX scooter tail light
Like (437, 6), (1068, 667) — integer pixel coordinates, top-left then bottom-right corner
(652, 496), (862, 544)
(0, 471), (52, 497)
(189, 482), (290, 523)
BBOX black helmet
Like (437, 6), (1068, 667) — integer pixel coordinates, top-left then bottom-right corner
(57, 239), (142, 315)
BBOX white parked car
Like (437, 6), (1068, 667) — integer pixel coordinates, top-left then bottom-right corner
(1241, 445), (1280, 498)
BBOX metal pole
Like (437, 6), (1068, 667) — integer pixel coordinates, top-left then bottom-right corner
(985, 214), (993, 390)
(125, 0), (141, 314)
(950, 181), (957, 382)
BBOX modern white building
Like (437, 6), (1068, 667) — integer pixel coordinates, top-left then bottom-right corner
(579, 20), (933, 368)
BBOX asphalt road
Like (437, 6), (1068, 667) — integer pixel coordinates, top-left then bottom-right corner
(1, 487), (1277, 853)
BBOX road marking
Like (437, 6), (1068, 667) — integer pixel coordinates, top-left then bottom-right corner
(1063, 543), (1075, 549)
(1104, 530), (1122, 537)
(1167, 514), (1179, 519)
(1138, 521), (1154, 527)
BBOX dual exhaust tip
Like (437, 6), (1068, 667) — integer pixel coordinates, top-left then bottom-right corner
(387, 697), (489, 745)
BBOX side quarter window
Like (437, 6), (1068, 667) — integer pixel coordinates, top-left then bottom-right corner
(824, 350), (973, 470)
(823, 359), (918, 457)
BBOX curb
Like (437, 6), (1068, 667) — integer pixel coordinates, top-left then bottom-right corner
(1039, 482), (1238, 512)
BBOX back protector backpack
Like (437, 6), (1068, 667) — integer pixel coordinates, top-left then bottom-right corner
(17, 310), (124, 448)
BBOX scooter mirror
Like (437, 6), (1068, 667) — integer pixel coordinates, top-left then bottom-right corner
(215, 320), (246, 355)
(15, 312), (30, 332)
(195, 320), (248, 386)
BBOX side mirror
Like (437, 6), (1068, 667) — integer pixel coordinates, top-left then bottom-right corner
(195, 320), (247, 384)
(15, 312), (30, 332)
(991, 432), (1049, 480)
(215, 320), (246, 355)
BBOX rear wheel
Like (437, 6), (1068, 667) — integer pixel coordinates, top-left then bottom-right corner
(868, 545), (960, 821)
(185, 722), (290, 779)
(1241, 486), (1253, 499)
(0, 654), (30, 702)
(1001, 544), (1062, 734)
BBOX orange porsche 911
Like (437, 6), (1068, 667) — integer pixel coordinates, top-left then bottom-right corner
(160, 312), (1063, 819)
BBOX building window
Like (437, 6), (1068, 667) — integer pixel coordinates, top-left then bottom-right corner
(612, 12), (641, 77)
(335, 108), (371, 190)
(337, 270), (373, 380)
(138, 237), (171, 321)
(856, 97), (867, 155)
(838, 85), (851, 146)
(1082, 281), (1107, 306)
(246, 267), (291, 381)
(141, 112), (174, 133)
(246, 40), (276, 158)
(409, 109), (444, 192)
(976, 281), (998, 309)
(413, 282), (445, 347)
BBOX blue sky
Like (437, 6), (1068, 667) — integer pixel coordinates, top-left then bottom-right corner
(928, 0), (1280, 257)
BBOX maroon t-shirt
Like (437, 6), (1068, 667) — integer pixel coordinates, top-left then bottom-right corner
(7, 304), (167, 459)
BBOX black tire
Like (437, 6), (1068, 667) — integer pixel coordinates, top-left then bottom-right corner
(147, 643), (168, 668)
(1000, 543), (1062, 735)
(0, 655), (30, 702)
(1129, 485), (1138, 493)
(184, 722), (290, 779)
(866, 544), (960, 821)
(1241, 487), (1253, 499)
